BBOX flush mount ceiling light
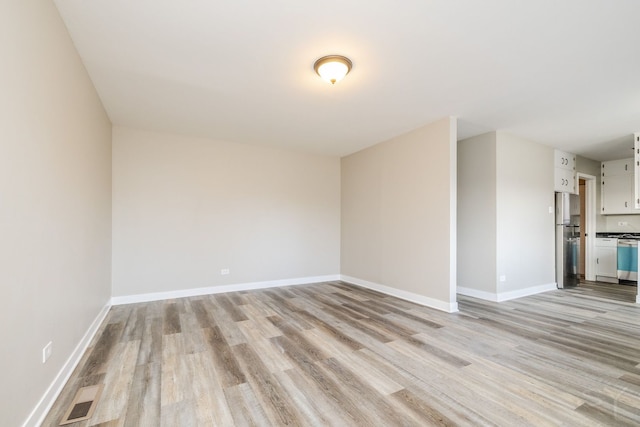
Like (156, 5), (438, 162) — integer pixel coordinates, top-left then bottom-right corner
(313, 55), (352, 84)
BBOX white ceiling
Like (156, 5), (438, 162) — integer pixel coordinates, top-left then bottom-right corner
(53, 0), (640, 160)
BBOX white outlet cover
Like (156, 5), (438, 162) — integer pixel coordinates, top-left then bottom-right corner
(43, 341), (52, 363)
(499, 275), (506, 282)
(221, 269), (230, 275)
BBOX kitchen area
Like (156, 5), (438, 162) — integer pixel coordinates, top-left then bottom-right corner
(555, 134), (640, 303)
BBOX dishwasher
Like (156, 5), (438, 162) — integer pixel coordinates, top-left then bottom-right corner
(617, 239), (638, 281)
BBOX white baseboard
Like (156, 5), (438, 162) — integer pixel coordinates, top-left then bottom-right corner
(340, 275), (458, 313)
(24, 302), (111, 427)
(456, 286), (499, 301)
(457, 283), (557, 302)
(111, 274), (341, 305)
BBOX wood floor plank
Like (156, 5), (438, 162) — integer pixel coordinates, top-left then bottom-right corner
(90, 340), (139, 425)
(231, 343), (302, 426)
(390, 388), (457, 426)
(203, 326), (246, 388)
(162, 302), (181, 335)
(189, 350), (235, 426)
(269, 335), (379, 425)
(294, 309), (365, 351)
(79, 323), (125, 377)
(267, 316), (329, 362)
(271, 369), (348, 426)
(43, 280), (640, 426)
(206, 296), (247, 346)
(216, 294), (249, 322)
(236, 322), (293, 373)
(223, 382), (272, 427)
(136, 317), (162, 366)
(123, 362), (160, 427)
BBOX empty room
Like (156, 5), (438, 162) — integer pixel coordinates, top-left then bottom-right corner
(2, 1), (639, 426)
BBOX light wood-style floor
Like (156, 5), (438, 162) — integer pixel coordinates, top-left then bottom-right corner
(43, 281), (640, 426)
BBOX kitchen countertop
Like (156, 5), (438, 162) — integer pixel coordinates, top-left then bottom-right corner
(596, 232), (640, 239)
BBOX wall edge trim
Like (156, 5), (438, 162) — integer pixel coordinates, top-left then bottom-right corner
(496, 283), (557, 302)
(341, 275), (458, 313)
(456, 286), (499, 302)
(457, 283), (557, 302)
(111, 275), (342, 305)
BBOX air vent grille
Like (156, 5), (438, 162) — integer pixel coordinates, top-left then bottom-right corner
(59, 384), (103, 425)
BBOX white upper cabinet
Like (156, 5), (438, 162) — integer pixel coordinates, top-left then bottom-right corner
(602, 173), (633, 214)
(555, 168), (575, 193)
(602, 158), (633, 176)
(554, 150), (576, 193)
(601, 157), (640, 214)
(554, 150), (575, 171)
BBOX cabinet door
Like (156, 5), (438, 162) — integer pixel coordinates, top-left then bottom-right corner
(635, 133), (640, 209)
(602, 174), (632, 214)
(554, 150), (575, 171)
(554, 168), (575, 193)
(602, 158), (633, 176)
(595, 246), (617, 278)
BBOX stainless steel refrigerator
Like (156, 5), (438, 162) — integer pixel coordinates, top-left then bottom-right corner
(556, 192), (580, 288)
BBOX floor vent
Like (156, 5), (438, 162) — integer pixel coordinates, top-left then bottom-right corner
(59, 384), (104, 425)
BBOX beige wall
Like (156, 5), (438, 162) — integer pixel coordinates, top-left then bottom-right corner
(496, 132), (555, 293)
(457, 133), (497, 293)
(0, 2), (112, 426)
(112, 127), (341, 297)
(341, 117), (457, 310)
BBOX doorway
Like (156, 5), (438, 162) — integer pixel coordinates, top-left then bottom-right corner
(577, 173), (596, 281)
(579, 179), (586, 278)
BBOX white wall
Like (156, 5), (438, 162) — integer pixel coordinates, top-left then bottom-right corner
(604, 215), (640, 232)
(457, 133), (497, 294)
(457, 132), (555, 300)
(0, 2), (112, 426)
(496, 132), (555, 293)
(112, 127), (341, 297)
(341, 117), (458, 312)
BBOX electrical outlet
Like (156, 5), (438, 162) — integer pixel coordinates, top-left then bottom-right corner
(220, 269), (230, 275)
(548, 206), (554, 214)
(618, 221), (628, 226)
(42, 342), (52, 363)
(499, 275), (506, 282)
